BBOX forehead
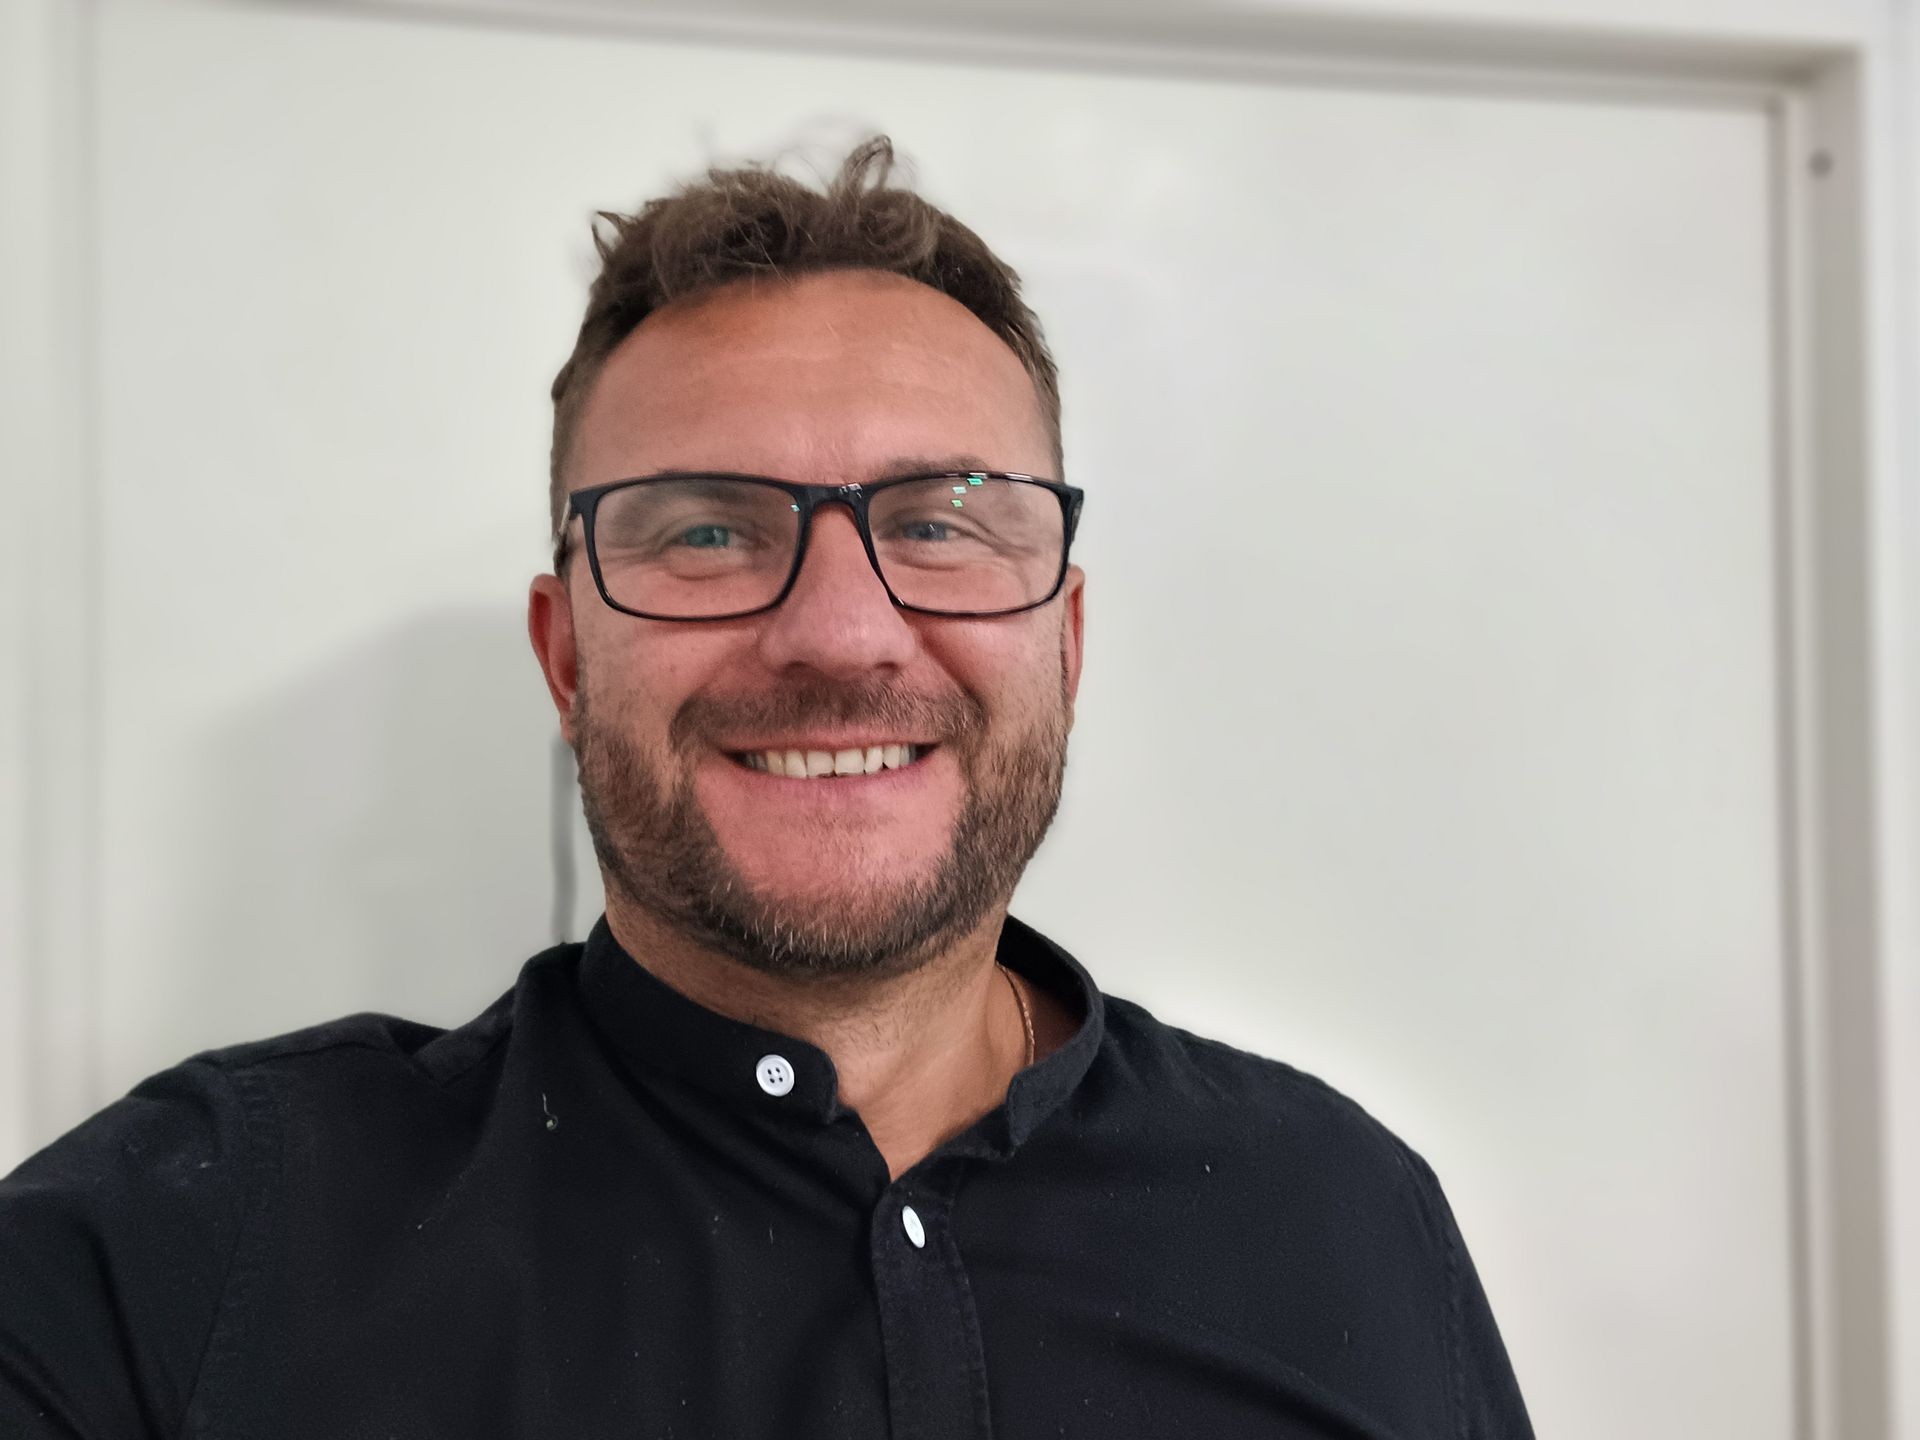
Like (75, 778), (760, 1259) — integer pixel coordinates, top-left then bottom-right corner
(567, 270), (1052, 486)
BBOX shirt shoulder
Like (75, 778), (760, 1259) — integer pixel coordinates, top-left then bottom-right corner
(0, 1055), (262, 1435)
(1101, 992), (1422, 1148)
(1085, 991), (1445, 1228)
(0, 943), (583, 1436)
(1073, 993), (1534, 1438)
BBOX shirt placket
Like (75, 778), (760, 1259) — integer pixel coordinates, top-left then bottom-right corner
(869, 1160), (993, 1440)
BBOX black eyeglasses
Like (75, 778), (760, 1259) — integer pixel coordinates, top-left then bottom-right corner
(558, 471), (1084, 621)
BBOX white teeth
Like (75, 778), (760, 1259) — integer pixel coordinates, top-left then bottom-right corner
(743, 744), (925, 776)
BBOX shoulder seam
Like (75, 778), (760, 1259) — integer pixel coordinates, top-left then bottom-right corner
(198, 1029), (431, 1073)
(1388, 1137), (1467, 1440)
(171, 1058), (282, 1439)
(1445, 1177), (1467, 1439)
(422, 1023), (513, 1092)
(1157, 1017), (1400, 1131)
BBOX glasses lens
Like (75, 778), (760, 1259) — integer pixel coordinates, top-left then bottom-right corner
(591, 478), (801, 618)
(868, 476), (1065, 614)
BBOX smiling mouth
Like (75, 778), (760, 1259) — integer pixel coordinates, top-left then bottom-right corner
(727, 743), (934, 778)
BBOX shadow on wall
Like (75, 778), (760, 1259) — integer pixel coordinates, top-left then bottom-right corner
(168, 607), (583, 1058)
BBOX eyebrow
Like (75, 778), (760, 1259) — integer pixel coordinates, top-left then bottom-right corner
(871, 455), (996, 479)
(624, 455), (1004, 485)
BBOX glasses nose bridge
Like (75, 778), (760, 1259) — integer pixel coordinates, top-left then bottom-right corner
(802, 481), (871, 522)
(791, 481), (888, 589)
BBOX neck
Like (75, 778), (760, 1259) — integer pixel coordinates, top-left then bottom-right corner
(603, 897), (1029, 1181)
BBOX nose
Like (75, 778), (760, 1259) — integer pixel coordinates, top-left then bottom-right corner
(753, 504), (916, 679)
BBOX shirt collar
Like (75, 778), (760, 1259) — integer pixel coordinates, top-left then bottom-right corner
(576, 913), (1105, 1157)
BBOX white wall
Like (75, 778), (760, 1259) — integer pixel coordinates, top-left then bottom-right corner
(4, 0), (1915, 1437)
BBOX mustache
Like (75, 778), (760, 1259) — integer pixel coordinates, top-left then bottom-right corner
(670, 679), (988, 751)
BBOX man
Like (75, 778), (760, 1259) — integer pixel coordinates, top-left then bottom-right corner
(1, 139), (1534, 1438)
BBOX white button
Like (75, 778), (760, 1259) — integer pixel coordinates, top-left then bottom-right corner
(755, 1054), (794, 1096)
(901, 1205), (926, 1248)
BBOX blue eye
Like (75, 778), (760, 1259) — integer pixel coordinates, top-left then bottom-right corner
(900, 520), (952, 542)
(676, 524), (733, 549)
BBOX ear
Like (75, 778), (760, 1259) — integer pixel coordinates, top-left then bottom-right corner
(528, 570), (580, 746)
(1058, 563), (1085, 714)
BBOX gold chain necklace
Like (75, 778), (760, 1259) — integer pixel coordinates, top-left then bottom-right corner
(997, 962), (1035, 1070)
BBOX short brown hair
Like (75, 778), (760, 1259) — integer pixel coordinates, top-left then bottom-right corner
(546, 137), (1062, 566)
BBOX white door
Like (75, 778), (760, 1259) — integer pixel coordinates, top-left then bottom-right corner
(64, 0), (1811, 1435)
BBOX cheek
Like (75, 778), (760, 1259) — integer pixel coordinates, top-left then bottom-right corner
(583, 630), (726, 740)
(933, 623), (1065, 729)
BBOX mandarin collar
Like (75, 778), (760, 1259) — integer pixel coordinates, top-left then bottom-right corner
(576, 913), (1105, 1157)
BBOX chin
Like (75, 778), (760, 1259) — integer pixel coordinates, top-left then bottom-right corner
(721, 826), (948, 904)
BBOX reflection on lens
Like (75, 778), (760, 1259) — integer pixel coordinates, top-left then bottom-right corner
(869, 477), (1062, 613)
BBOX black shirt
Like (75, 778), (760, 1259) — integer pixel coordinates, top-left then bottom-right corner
(1, 915), (1534, 1439)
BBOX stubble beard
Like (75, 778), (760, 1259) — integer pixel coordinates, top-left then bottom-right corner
(571, 658), (1069, 982)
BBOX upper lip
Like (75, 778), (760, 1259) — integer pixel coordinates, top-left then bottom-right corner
(717, 736), (939, 752)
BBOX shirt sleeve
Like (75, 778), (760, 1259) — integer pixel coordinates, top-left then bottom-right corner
(1399, 1142), (1538, 1440)
(0, 1059), (261, 1439)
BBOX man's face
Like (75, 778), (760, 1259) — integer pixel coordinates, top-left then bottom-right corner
(529, 270), (1084, 981)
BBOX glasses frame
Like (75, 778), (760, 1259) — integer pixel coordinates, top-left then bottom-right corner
(559, 470), (1086, 622)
